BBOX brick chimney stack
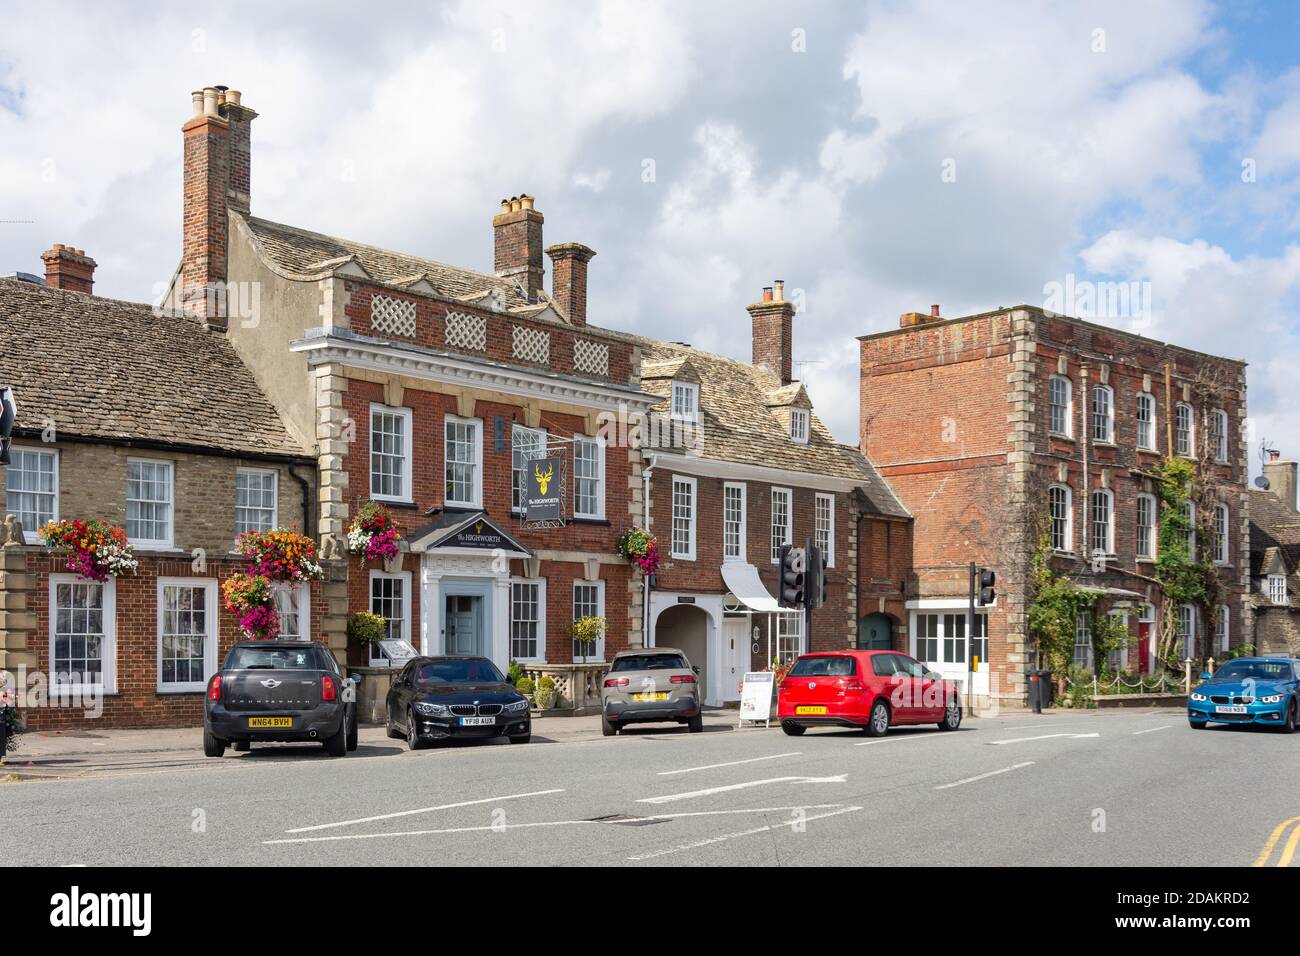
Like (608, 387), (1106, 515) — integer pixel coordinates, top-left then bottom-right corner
(747, 280), (796, 384)
(41, 244), (96, 294)
(1264, 448), (1298, 512)
(181, 86), (257, 330)
(546, 242), (596, 326)
(493, 195), (545, 303)
(900, 304), (942, 328)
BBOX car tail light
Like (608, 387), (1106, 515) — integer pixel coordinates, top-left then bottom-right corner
(604, 677), (630, 687)
(321, 675), (337, 701)
(671, 674), (696, 684)
(207, 674), (222, 702)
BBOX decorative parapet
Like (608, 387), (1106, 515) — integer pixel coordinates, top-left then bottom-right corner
(520, 662), (608, 716)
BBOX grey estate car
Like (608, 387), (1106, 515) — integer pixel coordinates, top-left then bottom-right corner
(601, 647), (703, 735)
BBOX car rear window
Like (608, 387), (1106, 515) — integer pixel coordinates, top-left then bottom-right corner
(417, 659), (505, 684)
(225, 645), (322, 670)
(789, 656), (857, 677)
(611, 654), (687, 672)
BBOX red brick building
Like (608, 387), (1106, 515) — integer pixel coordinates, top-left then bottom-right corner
(859, 305), (1250, 708)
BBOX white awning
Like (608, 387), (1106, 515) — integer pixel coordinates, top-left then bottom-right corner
(721, 562), (781, 613)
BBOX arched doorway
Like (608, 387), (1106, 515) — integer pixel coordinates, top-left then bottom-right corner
(858, 612), (895, 650)
(654, 604), (710, 701)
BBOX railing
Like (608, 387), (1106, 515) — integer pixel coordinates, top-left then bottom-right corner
(519, 662), (609, 716)
(1064, 658), (1212, 698)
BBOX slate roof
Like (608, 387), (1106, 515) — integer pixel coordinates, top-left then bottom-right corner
(242, 214), (537, 312)
(0, 277), (306, 458)
(631, 337), (909, 518)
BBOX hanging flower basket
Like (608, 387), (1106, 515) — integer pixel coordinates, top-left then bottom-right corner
(617, 528), (659, 577)
(38, 519), (138, 582)
(221, 572), (280, 641)
(235, 529), (324, 583)
(346, 501), (402, 562)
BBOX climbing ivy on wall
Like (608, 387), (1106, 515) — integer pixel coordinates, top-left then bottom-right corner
(1149, 456), (1221, 668)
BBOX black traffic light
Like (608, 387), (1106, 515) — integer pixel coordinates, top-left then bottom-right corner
(978, 567), (996, 606)
(806, 544), (829, 609)
(0, 387), (15, 466)
(778, 544), (806, 609)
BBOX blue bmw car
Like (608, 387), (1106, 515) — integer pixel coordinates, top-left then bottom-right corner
(1188, 657), (1300, 732)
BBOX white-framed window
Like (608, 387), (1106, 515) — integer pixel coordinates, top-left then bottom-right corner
(1073, 612), (1093, 669)
(126, 458), (173, 548)
(914, 613), (939, 663)
(770, 487), (792, 562)
(156, 577), (218, 692)
(1135, 393), (1156, 451)
(1177, 603), (1198, 659)
(1090, 384), (1114, 443)
(1136, 493), (1157, 561)
(671, 381), (699, 422)
(1175, 402), (1194, 457)
(1213, 503), (1229, 564)
(1211, 407), (1229, 463)
(1048, 375), (1073, 436)
(234, 467), (277, 535)
(445, 415), (483, 508)
(49, 574), (115, 694)
(369, 570), (411, 666)
(5, 446), (57, 541)
(510, 578), (545, 662)
(670, 475), (696, 560)
(1215, 605), (1230, 654)
(511, 425), (547, 514)
(790, 408), (810, 444)
(1049, 484), (1073, 552)
(1184, 501), (1196, 560)
(369, 404), (413, 502)
(1090, 489), (1114, 557)
(272, 582), (311, 640)
(573, 435), (605, 519)
(722, 482), (747, 562)
(912, 611), (987, 667)
(815, 492), (835, 568)
(776, 611), (804, 663)
(572, 579), (605, 662)
(1269, 574), (1288, 605)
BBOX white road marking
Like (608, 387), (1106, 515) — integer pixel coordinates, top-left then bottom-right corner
(284, 788), (566, 833)
(988, 732), (1100, 746)
(627, 805), (864, 861)
(657, 752), (802, 776)
(934, 761), (1034, 790)
(855, 732), (950, 747)
(264, 805), (849, 845)
(1131, 725), (1172, 735)
(637, 774), (847, 804)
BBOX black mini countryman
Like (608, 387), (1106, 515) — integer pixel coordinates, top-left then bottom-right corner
(204, 641), (359, 757)
(386, 656), (531, 749)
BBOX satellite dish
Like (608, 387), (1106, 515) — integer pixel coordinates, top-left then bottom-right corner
(1255, 475), (1271, 490)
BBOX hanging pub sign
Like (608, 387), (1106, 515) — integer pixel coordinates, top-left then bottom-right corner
(525, 456), (563, 521)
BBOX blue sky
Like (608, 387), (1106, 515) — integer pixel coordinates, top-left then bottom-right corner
(1, 0), (1299, 466)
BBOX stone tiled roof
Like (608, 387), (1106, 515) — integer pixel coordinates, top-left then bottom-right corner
(0, 278), (306, 458)
(633, 337), (909, 518)
(242, 214), (536, 312)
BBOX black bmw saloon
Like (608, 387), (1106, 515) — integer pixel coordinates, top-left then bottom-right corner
(386, 656), (531, 749)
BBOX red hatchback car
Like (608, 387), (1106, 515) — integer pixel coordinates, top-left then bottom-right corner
(778, 650), (962, 737)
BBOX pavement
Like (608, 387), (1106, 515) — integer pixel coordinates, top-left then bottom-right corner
(4, 707), (1299, 866)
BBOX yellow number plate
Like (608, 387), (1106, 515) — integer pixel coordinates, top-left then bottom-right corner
(633, 692), (669, 702)
(796, 706), (828, 715)
(246, 717), (293, 729)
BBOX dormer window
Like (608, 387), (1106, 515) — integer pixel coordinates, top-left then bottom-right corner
(671, 381), (699, 422)
(790, 408), (810, 444)
(1269, 574), (1288, 605)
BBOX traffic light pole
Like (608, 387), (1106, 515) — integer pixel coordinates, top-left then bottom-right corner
(967, 561), (976, 718)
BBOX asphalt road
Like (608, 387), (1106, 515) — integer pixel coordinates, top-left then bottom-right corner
(7, 708), (1300, 866)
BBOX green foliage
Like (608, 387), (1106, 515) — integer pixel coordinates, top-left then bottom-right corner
(1149, 456), (1222, 666)
(507, 660), (526, 685)
(534, 675), (557, 710)
(516, 677), (535, 696)
(346, 611), (387, 646)
(1221, 643), (1255, 660)
(571, 615), (606, 661)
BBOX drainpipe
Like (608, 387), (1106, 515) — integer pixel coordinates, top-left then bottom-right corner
(642, 454), (657, 649)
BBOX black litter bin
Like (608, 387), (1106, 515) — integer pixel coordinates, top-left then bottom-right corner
(1028, 669), (1054, 711)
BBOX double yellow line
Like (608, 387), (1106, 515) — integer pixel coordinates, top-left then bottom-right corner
(1254, 815), (1300, 866)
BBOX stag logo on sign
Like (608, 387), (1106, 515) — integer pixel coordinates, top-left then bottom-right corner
(534, 462), (553, 495)
(50, 886), (151, 936)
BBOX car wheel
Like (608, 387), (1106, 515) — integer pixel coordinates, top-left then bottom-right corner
(509, 734), (531, 744)
(324, 719), (348, 757)
(1283, 701), (1298, 734)
(406, 708), (426, 751)
(781, 721), (806, 737)
(938, 698), (962, 731)
(202, 729), (227, 758)
(601, 713), (618, 737)
(864, 699), (890, 737)
(1188, 718), (1208, 730)
(232, 740), (251, 752)
(687, 715), (704, 733)
(347, 705), (359, 751)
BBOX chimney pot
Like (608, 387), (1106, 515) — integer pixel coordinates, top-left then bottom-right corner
(773, 280), (784, 302)
(930, 304), (941, 317)
(41, 244), (96, 294)
(762, 287), (773, 302)
(226, 89), (241, 107)
(748, 284), (797, 384)
(202, 87), (219, 117)
(500, 199), (511, 212)
(520, 195), (535, 211)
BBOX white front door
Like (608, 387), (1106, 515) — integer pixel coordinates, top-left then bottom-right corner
(721, 618), (749, 703)
(911, 609), (989, 696)
(445, 594), (484, 657)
